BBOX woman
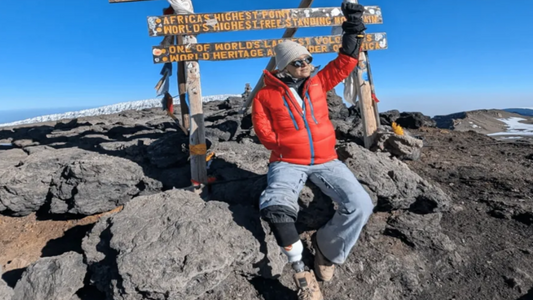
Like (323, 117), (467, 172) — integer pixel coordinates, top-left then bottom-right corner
(252, 2), (374, 300)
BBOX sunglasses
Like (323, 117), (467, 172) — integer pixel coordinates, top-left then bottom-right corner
(290, 56), (313, 68)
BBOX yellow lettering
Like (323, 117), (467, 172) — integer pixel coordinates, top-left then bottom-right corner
(245, 21), (252, 30)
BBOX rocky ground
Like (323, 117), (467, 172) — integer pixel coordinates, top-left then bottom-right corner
(0, 91), (532, 300)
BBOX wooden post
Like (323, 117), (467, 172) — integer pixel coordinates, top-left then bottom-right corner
(239, 0), (314, 115)
(355, 52), (378, 148)
(352, 0), (379, 148)
(186, 57), (207, 185)
(365, 51), (381, 127)
(175, 0), (207, 185)
(176, 36), (190, 131)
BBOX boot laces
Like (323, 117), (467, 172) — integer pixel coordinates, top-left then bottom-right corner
(297, 287), (314, 300)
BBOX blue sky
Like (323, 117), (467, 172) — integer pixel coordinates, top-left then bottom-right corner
(0, 0), (531, 116)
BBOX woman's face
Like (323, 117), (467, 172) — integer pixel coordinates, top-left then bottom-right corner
(286, 54), (313, 79)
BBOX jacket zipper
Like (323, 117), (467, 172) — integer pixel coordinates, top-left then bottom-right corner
(305, 92), (318, 125)
(285, 90), (315, 165)
(273, 77), (317, 165)
(283, 96), (300, 130)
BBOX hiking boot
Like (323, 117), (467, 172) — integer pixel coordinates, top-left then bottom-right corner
(313, 237), (335, 282)
(294, 271), (323, 300)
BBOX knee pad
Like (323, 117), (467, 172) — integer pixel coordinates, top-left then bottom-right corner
(261, 205), (298, 224)
(280, 240), (304, 263)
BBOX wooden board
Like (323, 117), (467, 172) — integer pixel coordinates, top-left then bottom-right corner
(147, 6), (383, 36)
(152, 33), (387, 63)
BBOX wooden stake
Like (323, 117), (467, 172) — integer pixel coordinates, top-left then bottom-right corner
(365, 50), (381, 128)
(176, 36), (190, 130)
(186, 57), (208, 185)
(175, 0), (206, 185)
(352, 0), (378, 148)
(356, 52), (378, 148)
(239, 0), (314, 115)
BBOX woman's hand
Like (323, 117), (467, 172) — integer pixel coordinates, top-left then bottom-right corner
(341, 2), (367, 34)
(340, 2), (366, 58)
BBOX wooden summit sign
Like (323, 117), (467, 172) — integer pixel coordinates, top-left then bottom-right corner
(152, 33), (387, 63)
(128, 0), (387, 185)
(147, 6), (383, 36)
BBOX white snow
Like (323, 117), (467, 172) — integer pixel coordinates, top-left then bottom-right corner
(488, 117), (533, 137)
(0, 94), (240, 128)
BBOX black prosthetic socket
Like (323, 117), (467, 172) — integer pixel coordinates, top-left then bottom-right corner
(270, 222), (300, 247)
(261, 205), (299, 247)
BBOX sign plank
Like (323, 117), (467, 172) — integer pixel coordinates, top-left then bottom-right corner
(147, 6), (383, 37)
(152, 33), (387, 64)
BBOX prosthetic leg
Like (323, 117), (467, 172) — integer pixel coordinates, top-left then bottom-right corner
(281, 241), (323, 300)
(268, 221), (323, 300)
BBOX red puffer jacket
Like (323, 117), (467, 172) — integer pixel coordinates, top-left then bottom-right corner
(252, 53), (358, 165)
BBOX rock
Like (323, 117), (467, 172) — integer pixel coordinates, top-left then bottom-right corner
(338, 143), (451, 213)
(396, 112), (436, 129)
(0, 149), (27, 175)
(48, 155), (145, 215)
(373, 130), (424, 161)
(208, 142), (271, 205)
(327, 89), (350, 120)
(0, 148), (153, 216)
(195, 273), (261, 300)
(332, 119), (365, 145)
(146, 132), (192, 168)
(82, 190), (268, 300)
(12, 139), (38, 148)
(379, 110), (401, 126)
(206, 119), (240, 142)
(12, 252), (86, 300)
(216, 97), (244, 110)
(13, 126), (54, 144)
(385, 212), (456, 251)
(54, 119), (92, 130)
(0, 147), (64, 216)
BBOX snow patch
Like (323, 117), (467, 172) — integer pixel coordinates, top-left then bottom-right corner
(0, 94), (240, 128)
(488, 117), (533, 137)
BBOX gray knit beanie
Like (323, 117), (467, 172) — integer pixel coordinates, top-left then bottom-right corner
(274, 41), (312, 71)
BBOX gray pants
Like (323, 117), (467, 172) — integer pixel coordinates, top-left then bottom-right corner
(259, 159), (374, 265)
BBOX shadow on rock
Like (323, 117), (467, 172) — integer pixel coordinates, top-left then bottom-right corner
(2, 267), (26, 288)
(41, 223), (96, 258)
(517, 287), (533, 300)
(249, 277), (295, 300)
